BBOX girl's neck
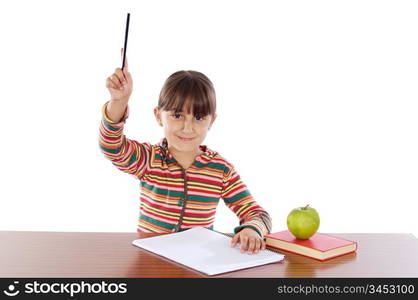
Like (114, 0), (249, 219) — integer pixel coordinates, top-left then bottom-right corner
(169, 146), (203, 159)
(168, 147), (203, 170)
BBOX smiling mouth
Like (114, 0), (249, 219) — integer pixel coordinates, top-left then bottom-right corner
(177, 136), (194, 141)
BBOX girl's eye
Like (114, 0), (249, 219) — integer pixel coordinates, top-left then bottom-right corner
(171, 113), (206, 121)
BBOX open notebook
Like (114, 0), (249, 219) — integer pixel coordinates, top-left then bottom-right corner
(132, 227), (285, 276)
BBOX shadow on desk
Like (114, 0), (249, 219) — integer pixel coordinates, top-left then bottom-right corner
(125, 248), (205, 278)
(282, 250), (357, 278)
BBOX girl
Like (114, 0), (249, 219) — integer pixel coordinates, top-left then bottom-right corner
(99, 49), (272, 254)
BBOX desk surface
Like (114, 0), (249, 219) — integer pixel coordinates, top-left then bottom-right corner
(1, 231), (418, 278)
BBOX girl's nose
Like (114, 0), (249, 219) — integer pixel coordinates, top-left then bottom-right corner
(182, 120), (194, 133)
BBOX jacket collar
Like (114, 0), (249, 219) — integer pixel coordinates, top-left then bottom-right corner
(158, 137), (217, 162)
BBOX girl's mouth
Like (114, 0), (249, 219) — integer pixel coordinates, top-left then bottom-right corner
(177, 136), (194, 141)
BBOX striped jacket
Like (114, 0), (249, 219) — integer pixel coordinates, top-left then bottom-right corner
(99, 101), (272, 236)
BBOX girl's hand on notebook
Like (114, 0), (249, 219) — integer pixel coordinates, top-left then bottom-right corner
(231, 228), (266, 254)
(106, 48), (133, 104)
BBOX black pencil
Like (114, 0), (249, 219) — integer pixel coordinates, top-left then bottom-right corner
(122, 13), (130, 70)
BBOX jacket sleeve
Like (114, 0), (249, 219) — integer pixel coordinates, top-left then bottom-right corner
(98, 101), (151, 180)
(221, 163), (272, 237)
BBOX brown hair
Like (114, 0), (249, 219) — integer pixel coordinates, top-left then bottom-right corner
(157, 70), (216, 118)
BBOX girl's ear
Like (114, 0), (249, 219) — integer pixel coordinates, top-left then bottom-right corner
(154, 107), (163, 126)
(209, 113), (217, 129)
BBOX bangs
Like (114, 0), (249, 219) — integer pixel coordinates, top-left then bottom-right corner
(158, 70), (216, 117)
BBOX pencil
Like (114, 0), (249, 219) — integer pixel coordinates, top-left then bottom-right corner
(122, 13), (130, 70)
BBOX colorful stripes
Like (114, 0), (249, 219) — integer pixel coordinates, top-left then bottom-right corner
(99, 101), (272, 236)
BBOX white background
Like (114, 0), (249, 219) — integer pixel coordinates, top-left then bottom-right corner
(0, 0), (417, 237)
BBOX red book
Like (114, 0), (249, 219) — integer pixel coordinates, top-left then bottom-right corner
(265, 230), (357, 261)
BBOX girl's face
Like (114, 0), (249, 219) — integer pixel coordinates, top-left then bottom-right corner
(154, 107), (217, 155)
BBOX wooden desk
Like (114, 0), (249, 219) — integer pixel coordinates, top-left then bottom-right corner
(1, 231), (418, 278)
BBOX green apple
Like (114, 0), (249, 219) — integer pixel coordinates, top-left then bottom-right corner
(287, 204), (320, 239)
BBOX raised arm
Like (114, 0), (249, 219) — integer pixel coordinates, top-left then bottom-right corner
(98, 49), (150, 179)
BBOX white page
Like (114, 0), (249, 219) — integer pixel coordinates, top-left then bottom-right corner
(132, 227), (284, 275)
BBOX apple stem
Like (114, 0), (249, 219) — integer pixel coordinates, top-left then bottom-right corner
(304, 204), (310, 210)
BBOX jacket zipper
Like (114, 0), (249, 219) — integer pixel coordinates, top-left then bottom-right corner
(174, 167), (188, 232)
(162, 144), (188, 233)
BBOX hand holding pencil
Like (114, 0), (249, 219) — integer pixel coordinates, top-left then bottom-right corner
(106, 48), (133, 104)
(104, 13), (132, 123)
